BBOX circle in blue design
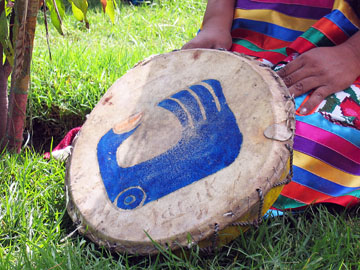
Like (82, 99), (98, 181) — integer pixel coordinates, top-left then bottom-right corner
(115, 187), (145, 210)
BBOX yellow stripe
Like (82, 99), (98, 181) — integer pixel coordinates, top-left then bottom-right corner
(333, 0), (360, 28)
(294, 151), (360, 188)
(234, 8), (317, 32)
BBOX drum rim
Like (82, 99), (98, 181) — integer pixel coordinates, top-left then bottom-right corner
(65, 49), (295, 255)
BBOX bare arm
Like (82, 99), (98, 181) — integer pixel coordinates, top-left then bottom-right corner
(278, 31), (360, 114)
(182, 0), (236, 50)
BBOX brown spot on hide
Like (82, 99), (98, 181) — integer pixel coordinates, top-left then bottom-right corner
(193, 50), (201, 60)
(102, 95), (113, 105)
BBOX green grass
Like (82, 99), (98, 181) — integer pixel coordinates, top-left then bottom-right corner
(29, 0), (204, 149)
(1, 150), (359, 269)
(1, 0), (360, 269)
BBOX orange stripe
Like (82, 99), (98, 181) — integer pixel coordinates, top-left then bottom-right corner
(231, 28), (291, 50)
(294, 92), (320, 116)
(312, 17), (349, 45)
(280, 181), (332, 204)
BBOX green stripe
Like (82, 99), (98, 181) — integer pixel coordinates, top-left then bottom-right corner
(273, 189), (360, 210)
(272, 195), (306, 210)
(232, 39), (287, 55)
(301, 27), (335, 47)
(346, 189), (360, 198)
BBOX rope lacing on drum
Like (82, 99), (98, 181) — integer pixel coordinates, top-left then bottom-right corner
(230, 188), (264, 228)
(198, 223), (220, 254)
(272, 143), (293, 188)
(284, 93), (295, 104)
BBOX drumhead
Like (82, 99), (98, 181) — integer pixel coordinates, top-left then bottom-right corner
(66, 49), (294, 254)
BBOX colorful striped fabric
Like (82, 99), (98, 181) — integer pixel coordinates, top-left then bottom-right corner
(231, 0), (360, 210)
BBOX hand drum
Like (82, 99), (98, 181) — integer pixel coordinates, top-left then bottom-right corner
(65, 49), (295, 255)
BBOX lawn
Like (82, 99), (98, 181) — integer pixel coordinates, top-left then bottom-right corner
(1, 0), (360, 269)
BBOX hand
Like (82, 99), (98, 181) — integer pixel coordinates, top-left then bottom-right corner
(182, 27), (233, 50)
(277, 45), (360, 115)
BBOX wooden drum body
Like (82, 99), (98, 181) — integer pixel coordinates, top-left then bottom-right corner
(66, 49), (295, 254)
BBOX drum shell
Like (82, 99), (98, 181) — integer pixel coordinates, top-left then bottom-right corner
(65, 49), (295, 255)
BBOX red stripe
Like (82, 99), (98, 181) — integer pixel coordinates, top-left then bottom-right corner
(231, 43), (286, 64)
(295, 121), (360, 164)
(321, 195), (360, 208)
(280, 181), (332, 204)
(271, 195), (359, 210)
(312, 17), (349, 45)
(353, 77), (360, 88)
(231, 28), (290, 50)
(287, 36), (316, 54)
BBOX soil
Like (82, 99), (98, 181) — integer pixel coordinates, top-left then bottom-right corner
(29, 113), (85, 152)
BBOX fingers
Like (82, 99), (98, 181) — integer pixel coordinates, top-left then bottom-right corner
(287, 76), (322, 97)
(182, 42), (205, 50)
(182, 30), (233, 50)
(277, 57), (304, 79)
(298, 86), (328, 115)
(182, 40), (221, 50)
(277, 55), (326, 113)
(181, 38), (213, 50)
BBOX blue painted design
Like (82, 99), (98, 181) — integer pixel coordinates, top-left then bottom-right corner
(97, 79), (243, 210)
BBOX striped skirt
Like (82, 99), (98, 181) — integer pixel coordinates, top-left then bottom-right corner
(230, 0), (360, 210)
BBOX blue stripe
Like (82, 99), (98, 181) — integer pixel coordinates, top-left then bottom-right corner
(325, 9), (359, 36)
(232, 18), (304, 42)
(293, 166), (359, 196)
(294, 94), (360, 147)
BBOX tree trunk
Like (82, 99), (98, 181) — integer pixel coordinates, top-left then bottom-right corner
(0, 57), (11, 150)
(6, 0), (39, 152)
(0, 59), (12, 150)
(0, 1), (12, 151)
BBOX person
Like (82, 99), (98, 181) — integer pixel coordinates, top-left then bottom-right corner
(183, 0), (360, 211)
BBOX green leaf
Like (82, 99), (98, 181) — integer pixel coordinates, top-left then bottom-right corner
(0, 10), (8, 40)
(105, 0), (115, 23)
(54, 0), (65, 18)
(69, 0), (89, 27)
(70, 1), (84, 21)
(5, 0), (14, 16)
(45, 0), (66, 35)
(0, 10), (14, 66)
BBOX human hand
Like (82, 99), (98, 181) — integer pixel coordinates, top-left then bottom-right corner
(182, 27), (233, 50)
(277, 45), (360, 115)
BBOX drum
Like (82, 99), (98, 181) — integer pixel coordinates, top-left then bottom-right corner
(65, 49), (295, 255)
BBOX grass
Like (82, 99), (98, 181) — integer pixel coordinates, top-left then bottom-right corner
(0, 150), (359, 269)
(1, 0), (360, 269)
(29, 0), (204, 149)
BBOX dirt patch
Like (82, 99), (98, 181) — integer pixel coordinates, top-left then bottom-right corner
(29, 113), (85, 152)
